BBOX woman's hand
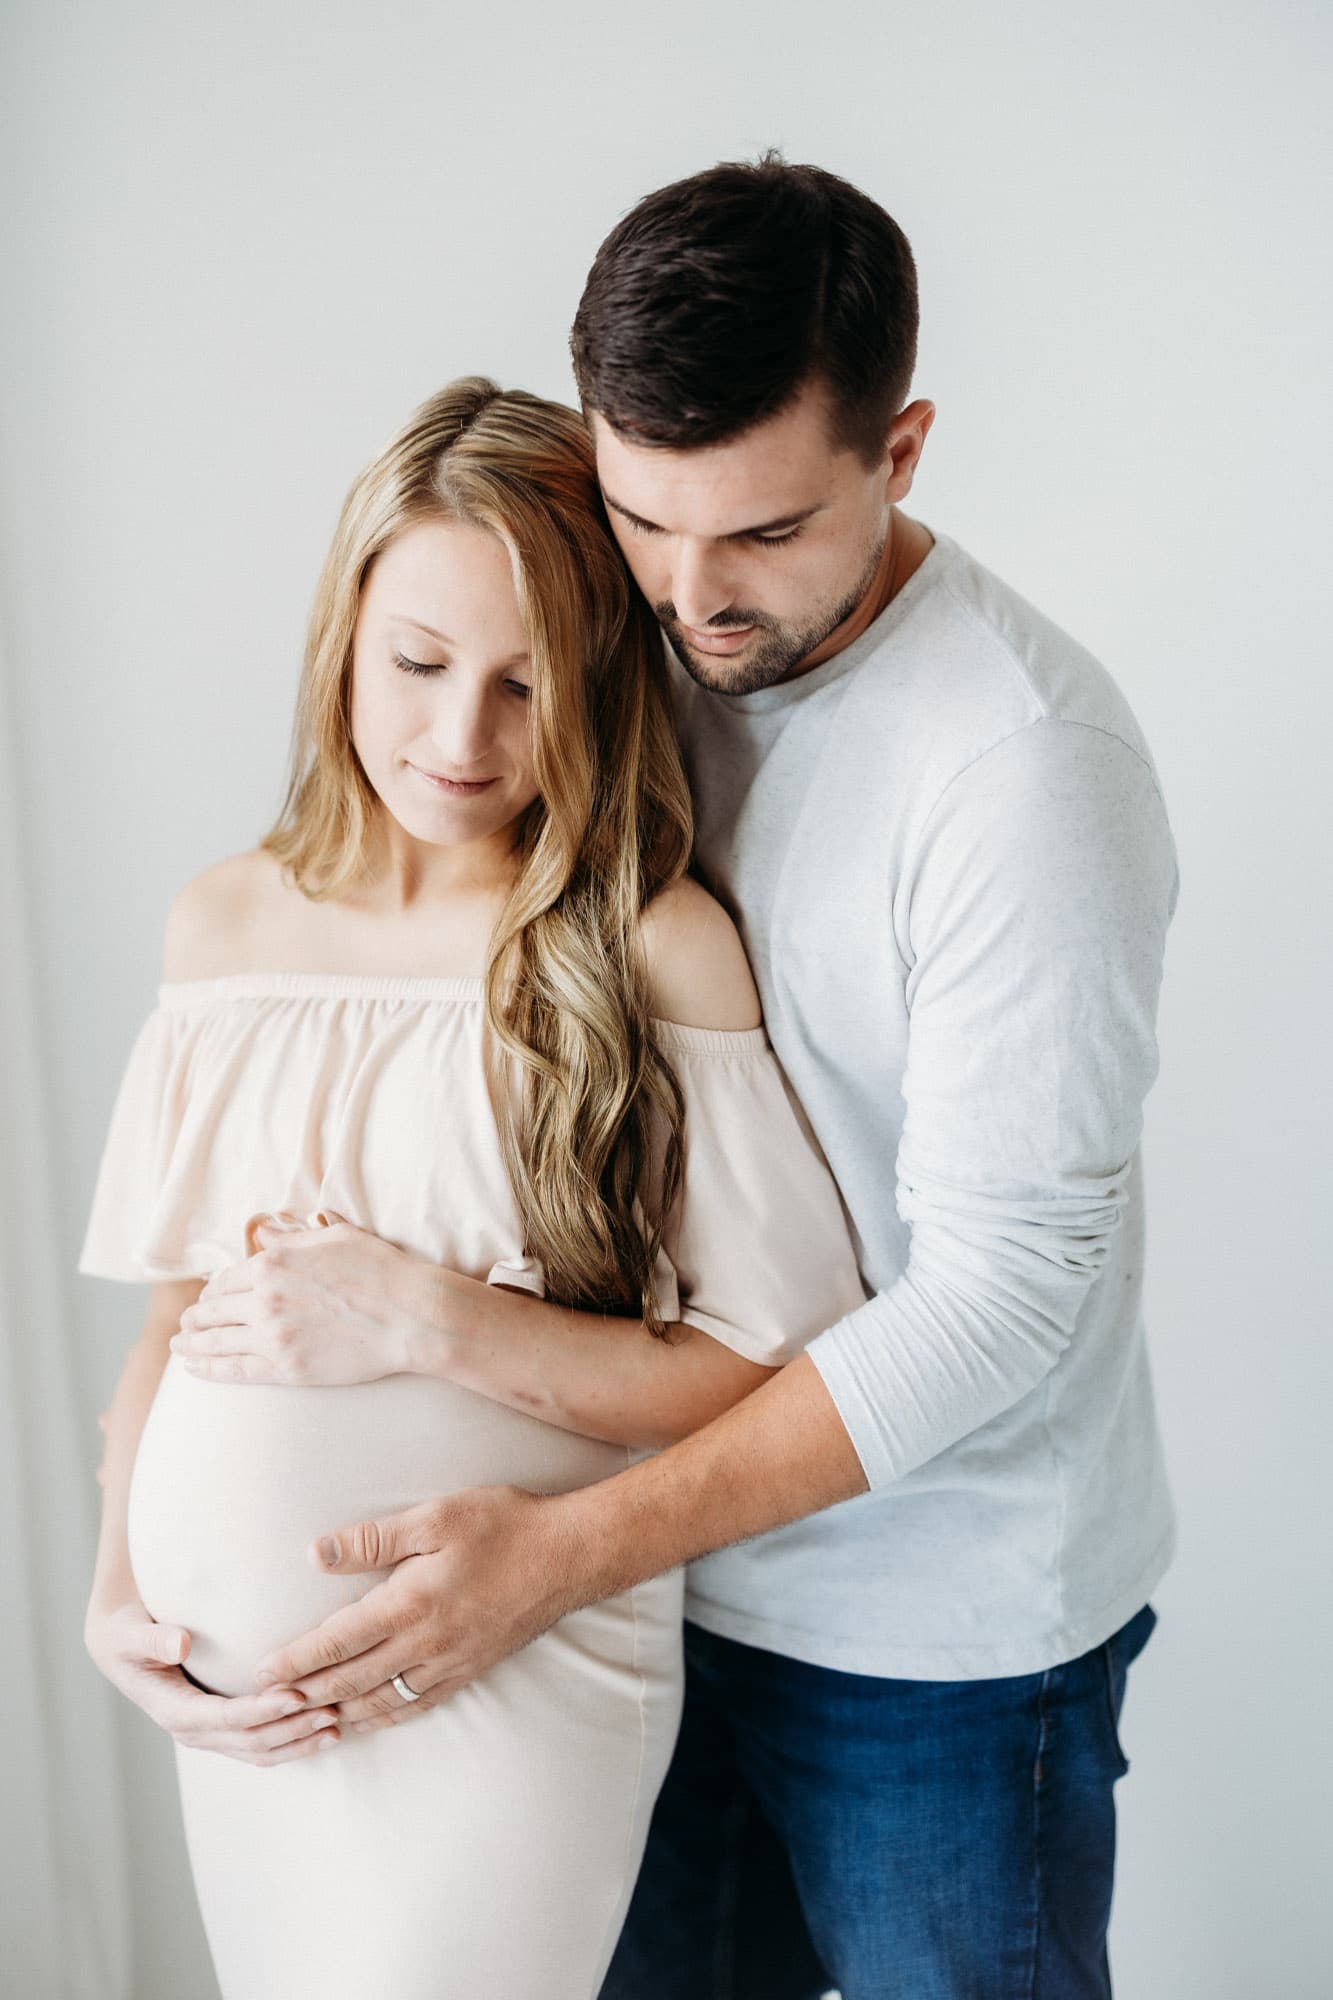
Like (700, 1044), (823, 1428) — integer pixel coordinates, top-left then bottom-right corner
(83, 1594), (342, 1766)
(170, 1212), (429, 1387)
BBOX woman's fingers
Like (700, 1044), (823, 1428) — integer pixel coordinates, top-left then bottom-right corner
(152, 1674), (343, 1760)
(88, 1599), (345, 1763)
(129, 1616), (191, 1668)
(176, 1351), (276, 1384)
(177, 1294), (255, 1334)
(239, 1706), (342, 1753)
(234, 1725), (342, 1768)
(188, 1706), (343, 1762)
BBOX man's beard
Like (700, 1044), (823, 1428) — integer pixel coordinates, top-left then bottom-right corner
(658, 530), (886, 696)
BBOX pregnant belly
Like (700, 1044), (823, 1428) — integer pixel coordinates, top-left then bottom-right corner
(128, 1357), (628, 1697)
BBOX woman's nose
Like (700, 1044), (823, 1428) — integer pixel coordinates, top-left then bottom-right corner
(436, 682), (494, 768)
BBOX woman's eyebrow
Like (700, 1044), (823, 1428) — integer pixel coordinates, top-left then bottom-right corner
(601, 495), (826, 540)
(394, 615), (453, 644)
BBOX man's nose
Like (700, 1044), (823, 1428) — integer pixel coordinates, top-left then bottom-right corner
(669, 541), (738, 631)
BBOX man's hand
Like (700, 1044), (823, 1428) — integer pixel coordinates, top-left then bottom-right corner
(251, 1356), (864, 1737)
(170, 1211), (424, 1387)
(252, 1486), (585, 1734)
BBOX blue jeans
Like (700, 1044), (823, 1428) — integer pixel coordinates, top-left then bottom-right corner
(600, 1604), (1157, 2000)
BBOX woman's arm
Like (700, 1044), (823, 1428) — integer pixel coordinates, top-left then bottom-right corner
(88, 1279), (201, 1616)
(176, 880), (797, 1447)
(176, 1215), (775, 1446)
(404, 1270), (776, 1448)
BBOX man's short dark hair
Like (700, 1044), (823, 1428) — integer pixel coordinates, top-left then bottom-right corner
(571, 153), (918, 466)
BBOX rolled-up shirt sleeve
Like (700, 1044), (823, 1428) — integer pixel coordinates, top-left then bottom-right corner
(805, 717), (1179, 1488)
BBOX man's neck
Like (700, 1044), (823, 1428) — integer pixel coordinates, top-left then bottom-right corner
(796, 509), (935, 675)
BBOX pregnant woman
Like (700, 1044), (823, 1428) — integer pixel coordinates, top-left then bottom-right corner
(79, 378), (865, 1999)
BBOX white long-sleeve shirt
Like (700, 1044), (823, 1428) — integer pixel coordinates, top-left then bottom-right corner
(676, 529), (1178, 1678)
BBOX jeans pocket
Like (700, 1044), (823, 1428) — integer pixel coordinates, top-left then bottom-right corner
(1098, 1602), (1157, 1778)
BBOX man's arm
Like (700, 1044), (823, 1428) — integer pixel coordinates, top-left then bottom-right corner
(805, 719), (1178, 1486)
(549, 1351), (867, 1595)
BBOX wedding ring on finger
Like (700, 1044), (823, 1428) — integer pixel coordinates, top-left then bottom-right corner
(391, 1672), (421, 1704)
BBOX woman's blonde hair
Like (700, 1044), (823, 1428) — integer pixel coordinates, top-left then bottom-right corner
(262, 377), (693, 1331)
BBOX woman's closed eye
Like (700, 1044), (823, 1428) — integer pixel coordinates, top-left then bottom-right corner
(393, 651), (530, 699)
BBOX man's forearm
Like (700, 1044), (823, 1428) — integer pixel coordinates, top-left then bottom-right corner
(546, 1352), (868, 1605)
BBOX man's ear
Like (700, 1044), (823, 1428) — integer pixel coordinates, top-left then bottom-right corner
(884, 398), (936, 500)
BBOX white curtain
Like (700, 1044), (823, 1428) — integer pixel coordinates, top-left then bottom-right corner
(0, 639), (130, 1997)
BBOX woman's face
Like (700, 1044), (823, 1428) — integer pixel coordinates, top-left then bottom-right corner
(349, 515), (539, 854)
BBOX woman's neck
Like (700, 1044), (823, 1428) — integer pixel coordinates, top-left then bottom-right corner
(358, 812), (521, 916)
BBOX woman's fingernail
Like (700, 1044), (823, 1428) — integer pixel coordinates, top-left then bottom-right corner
(255, 1670), (278, 1688)
(316, 1537), (341, 1567)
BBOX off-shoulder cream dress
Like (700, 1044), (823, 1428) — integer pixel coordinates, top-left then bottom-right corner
(79, 972), (866, 2000)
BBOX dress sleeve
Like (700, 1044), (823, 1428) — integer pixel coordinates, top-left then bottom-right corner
(77, 1001), (225, 1283)
(650, 1023), (867, 1365)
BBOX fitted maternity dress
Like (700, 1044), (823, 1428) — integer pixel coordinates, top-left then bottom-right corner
(78, 971), (866, 2000)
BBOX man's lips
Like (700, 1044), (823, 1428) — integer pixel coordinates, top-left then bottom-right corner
(680, 624), (757, 656)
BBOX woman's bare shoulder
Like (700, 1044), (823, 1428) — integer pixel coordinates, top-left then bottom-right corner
(638, 876), (762, 1032)
(161, 848), (296, 981)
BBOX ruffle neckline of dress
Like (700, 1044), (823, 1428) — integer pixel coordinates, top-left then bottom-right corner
(154, 972), (771, 1059)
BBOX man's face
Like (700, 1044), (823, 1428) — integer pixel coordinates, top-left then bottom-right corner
(590, 378), (895, 695)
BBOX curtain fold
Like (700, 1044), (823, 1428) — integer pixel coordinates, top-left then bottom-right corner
(0, 636), (130, 1998)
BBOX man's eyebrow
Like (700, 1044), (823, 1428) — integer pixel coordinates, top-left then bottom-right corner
(601, 494), (827, 540)
(392, 616), (529, 669)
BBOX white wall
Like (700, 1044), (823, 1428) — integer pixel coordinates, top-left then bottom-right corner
(2, 1), (1329, 1993)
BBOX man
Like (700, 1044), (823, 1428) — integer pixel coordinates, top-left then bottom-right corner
(245, 157), (1176, 1997)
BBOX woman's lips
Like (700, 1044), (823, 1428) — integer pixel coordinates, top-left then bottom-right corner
(409, 764), (499, 797)
(682, 624), (757, 656)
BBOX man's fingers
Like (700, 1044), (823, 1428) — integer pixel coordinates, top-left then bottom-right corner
(280, 1636), (408, 1708)
(309, 1499), (443, 1576)
(339, 1664), (460, 1728)
(254, 1588), (403, 1689)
